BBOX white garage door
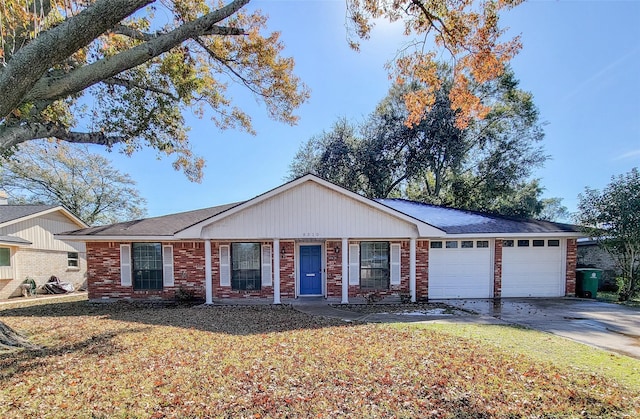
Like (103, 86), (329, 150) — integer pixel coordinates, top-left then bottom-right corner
(501, 238), (565, 297)
(429, 239), (492, 299)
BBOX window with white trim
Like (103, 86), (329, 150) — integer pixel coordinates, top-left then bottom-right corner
(67, 252), (79, 267)
(231, 243), (261, 291)
(360, 241), (389, 290)
(430, 241), (443, 249)
(476, 240), (489, 248)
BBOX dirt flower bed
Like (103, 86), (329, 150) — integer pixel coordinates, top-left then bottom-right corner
(0, 300), (638, 418)
(333, 302), (470, 316)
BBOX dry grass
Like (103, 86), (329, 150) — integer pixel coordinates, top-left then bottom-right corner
(1, 299), (638, 418)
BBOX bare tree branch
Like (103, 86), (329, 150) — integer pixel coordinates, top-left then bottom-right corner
(103, 77), (179, 100)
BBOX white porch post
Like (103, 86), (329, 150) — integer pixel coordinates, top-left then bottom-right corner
(410, 238), (416, 303)
(341, 237), (349, 304)
(273, 239), (281, 304)
(205, 239), (212, 304)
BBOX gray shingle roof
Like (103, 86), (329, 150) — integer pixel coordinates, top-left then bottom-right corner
(377, 199), (582, 234)
(61, 202), (241, 237)
(0, 205), (58, 225)
(0, 235), (32, 245)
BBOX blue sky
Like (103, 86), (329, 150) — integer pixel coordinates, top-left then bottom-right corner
(92, 0), (640, 218)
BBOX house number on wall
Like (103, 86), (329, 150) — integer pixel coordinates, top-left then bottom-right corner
(302, 232), (320, 237)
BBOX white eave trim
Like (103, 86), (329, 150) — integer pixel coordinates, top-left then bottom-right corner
(437, 231), (583, 239)
(55, 235), (177, 242)
(174, 174), (445, 239)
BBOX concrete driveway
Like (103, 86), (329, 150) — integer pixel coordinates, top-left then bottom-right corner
(435, 298), (640, 359)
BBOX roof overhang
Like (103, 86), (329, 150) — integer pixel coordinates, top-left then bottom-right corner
(0, 235), (32, 246)
(56, 235), (177, 242)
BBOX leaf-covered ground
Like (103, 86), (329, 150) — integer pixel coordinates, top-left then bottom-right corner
(1, 300), (639, 418)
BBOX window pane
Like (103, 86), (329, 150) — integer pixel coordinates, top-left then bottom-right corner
(430, 241), (442, 249)
(476, 240), (489, 248)
(533, 240), (545, 247)
(446, 241), (458, 249)
(232, 243), (261, 291)
(548, 240), (560, 247)
(68, 252), (79, 267)
(360, 242), (389, 290)
(461, 241), (474, 248)
(132, 243), (163, 290)
(517, 240), (530, 247)
(503, 240), (514, 247)
(0, 248), (9, 266)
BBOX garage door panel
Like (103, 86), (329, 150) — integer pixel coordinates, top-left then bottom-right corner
(429, 245), (492, 299)
(501, 239), (564, 297)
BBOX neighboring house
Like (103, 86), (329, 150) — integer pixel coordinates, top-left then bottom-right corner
(0, 201), (88, 299)
(58, 175), (582, 303)
(577, 238), (621, 289)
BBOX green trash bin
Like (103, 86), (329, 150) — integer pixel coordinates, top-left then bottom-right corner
(576, 269), (601, 298)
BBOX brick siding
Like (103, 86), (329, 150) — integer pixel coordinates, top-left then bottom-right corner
(493, 239), (503, 298)
(416, 240), (429, 301)
(325, 240), (342, 298)
(565, 238), (577, 296)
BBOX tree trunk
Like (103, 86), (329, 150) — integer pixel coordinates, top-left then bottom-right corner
(0, 321), (39, 350)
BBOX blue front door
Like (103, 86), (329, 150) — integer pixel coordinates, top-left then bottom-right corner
(299, 245), (322, 295)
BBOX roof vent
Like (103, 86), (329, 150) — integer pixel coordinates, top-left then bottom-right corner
(0, 191), (7, 205)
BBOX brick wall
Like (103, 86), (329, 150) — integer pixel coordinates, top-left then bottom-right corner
(348, 240), (411, 299)
(416, 240), (429, 301)
(211, 241), (274, 300)
(565, 238), (577, 296)
(87, 241), (206, 300)
(493, 239), (503, 299)
(13, 248), (87, 294)
(279, 241), (296, 298)
(326, 240), (342, 298)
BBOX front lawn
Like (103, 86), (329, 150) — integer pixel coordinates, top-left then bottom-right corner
(1, 300), (639, 418)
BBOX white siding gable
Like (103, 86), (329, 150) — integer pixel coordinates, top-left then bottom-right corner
(199, 181), (437, 239)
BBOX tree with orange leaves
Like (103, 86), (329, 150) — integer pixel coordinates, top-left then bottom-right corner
(0, 0), (309, 181)
(346, 0), (523, 129)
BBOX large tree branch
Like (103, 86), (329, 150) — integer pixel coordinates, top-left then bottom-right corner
(23, 0), (249, 104)
(0, 122), (124, 149)
(0, 0), (153, 119)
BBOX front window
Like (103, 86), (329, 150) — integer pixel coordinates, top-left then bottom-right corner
(0, 248), (10, 266)
(232, 243), (261, 291)
(360, 241), (389, 290)
(132, 243), (163, 290)
(67, 252), (79, 267)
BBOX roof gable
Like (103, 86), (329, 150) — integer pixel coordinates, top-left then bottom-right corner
(176, 175), (444, 239)
(0, 205), (87, 229)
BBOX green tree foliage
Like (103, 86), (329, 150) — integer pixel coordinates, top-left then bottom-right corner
(577, 168), (640, 301)
(290, 68), (554, 218)
(0, 141), (147, 225)
(0, 0), (309, 181)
